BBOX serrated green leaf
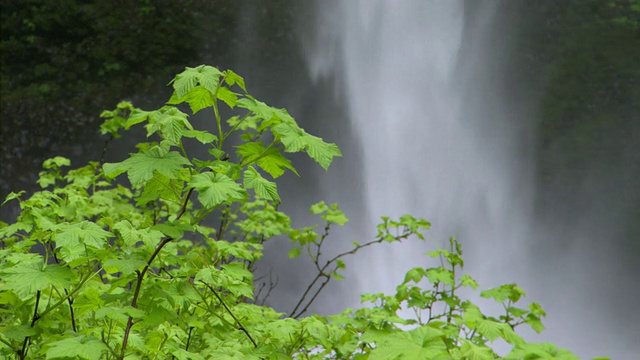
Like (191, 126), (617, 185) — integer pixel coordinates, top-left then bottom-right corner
(506, 343), (580, 360)
(136, 172), (182, 205)
(287, 246), (301, 259)
(3, 325), (37, 342)
(525, 313), (545, 333)
(217, 86), (238, 108)
(460, 274), (478, 290)
(273, 123), (342, 170)
(460, 340), (496, 360)
(183, 129), (218, 144)
(145, 107), (193, 144)
(124, 108), (157, 129)
(425, 267), (454, 285)
(43, 156), (71, 169)
(480, 284), (526, 303)
(1, 263), (74, 297)
(171, 348), (205, 360)
(2, 191), (25, 206)
(369, 326), (447, 360)
(54, 221), (113, 261)
(224, 69), (247, 91)
(243, 167), (280, 201)
(189, 172), (246, 208)
(103, 258), (147, 274)
(45, 336), (108, 360)
(170, 65), (223, 98)
(236, 142), (298, 178)
(403, 267), (425, 284)
(113, 220), (163, 247)
(103, 146), (191, 186)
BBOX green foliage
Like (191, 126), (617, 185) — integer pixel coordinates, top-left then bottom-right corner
(0, 65), (594, 359)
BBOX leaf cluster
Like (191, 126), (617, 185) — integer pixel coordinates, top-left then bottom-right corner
(0, 65), (593, 359)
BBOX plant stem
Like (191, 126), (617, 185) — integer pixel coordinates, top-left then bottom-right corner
(202, 282), (258, 348)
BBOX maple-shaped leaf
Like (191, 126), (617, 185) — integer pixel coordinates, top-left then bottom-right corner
(217, 86), (238, 108)
(243, 166), (280, 201)
(54, 221), (113, 261)
(273, 123), (342, 170)
(144, 107), (193, 145)
(1, 263), (74, 297)
(45, 335), (109, 360)
(183, 129), (218, 144)
(136, 172), (182, 205)
(123, 108), (166, 129)
(460, 340), (496, 360)
(506, 343), (580, 360)
(103, 146), (191, 186)
(168, 85), (214, 114)
(223, 69), (247, 92)
(103, 258), (147, 274)
(188, 172), (246, 208)
(236, 97), (278, 121)
(170, 65), (223, 98)
(236, 142), (298, 178)
(112, 219), (164, 248)
(368, 326), (448, 360)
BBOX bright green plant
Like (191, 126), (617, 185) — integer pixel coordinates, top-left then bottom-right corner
(1, 65), (595, 359)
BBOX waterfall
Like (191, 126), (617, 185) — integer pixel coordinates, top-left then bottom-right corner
(297, 1), (638, 357)
(306, 1), (534, 305)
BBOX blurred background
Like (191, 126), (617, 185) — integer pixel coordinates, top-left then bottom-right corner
(1, 1), (638, 358)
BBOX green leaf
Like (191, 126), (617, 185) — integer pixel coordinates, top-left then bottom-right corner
(103, 258), (147, 274)
(2, 190), (25, 206)
(168, 85), (214, 114)
(54, 221), (113, 261)
(43, 156), (71, 169)
(1, 263), (74, 297)
(189, 172), (246, 208)
(368, 326), (447, 360)
(459, 274), (478, 290)
(145, 107), (193, 144)
(236, 142), (298, 178)
(287, 246), (301, 259)
(113, 220), (164, 247)
(45, 336), (109, 360)
(243, 166), (280, 201)
(460, 340), (496, 360)
(170, 65), (223, 98)
(476, 319), (511, 342)
(273, 123), (342, 170)
(425, 267), (454, 285)
(217, 86), (238, 108)
(480, 284), (526, 303)
(183, 129), (218, 144)
(525, 313), (545, 333)
(224, 69), (247, 92)
(103, 146), (191, 186)
(152, 220), (193, 239)
(3, 325), (37, 342)
(506, 343), (580, 360)
(403, 267), (425, 284)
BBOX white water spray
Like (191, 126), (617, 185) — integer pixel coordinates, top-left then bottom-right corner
(307, 1), (533, 299)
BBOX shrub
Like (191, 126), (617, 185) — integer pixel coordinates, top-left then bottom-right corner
(0, 65), (585, 359)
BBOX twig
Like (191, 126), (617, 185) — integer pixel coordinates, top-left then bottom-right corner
(202, 282), (258, 348)
(19, 290), (41, 359)
(120, 188), (194, 358)
(290, 231), (412, 318)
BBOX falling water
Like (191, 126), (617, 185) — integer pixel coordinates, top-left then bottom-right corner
(306, 1), (534, 305)
(301, 0), (629, 358)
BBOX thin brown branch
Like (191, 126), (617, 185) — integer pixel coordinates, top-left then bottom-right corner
(120, 187), (194, 358)
(202, 282), (258, 348)
(19, 290), (41, 359)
